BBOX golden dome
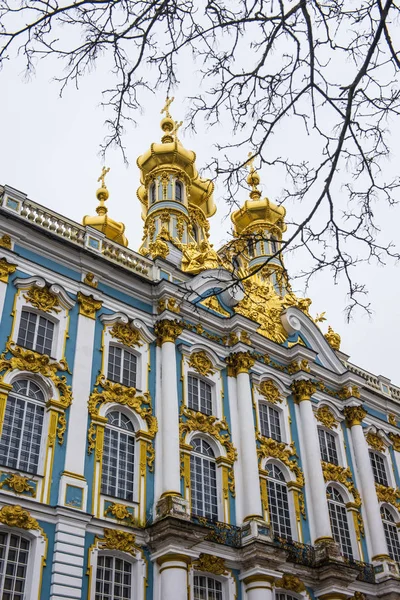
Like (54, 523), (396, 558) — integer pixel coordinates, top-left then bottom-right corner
(83, 167), (128, 247)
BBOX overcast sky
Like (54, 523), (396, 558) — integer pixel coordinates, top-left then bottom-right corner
(0, 53), (399, 386)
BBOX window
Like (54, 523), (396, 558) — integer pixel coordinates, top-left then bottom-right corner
(190, 439), (218, 520)
(193, 575), (222, 600)
(327, 486), (353, 559)
(175, 181), (183, 202)
(276, 595), (297, 600)
(369, 451), (389, 486)
(247, 239), (255, 258)
(150, 182), (157, 204)
(267, 464), (291, 539)
(318, 428), (339, 465)
(101, 411), (135, 501)
(108, 345), (137, 388)
(188, 376), (212, 416)
(0, 532), (30, 600)
(381, 507), (400, 564)
(0, 379), (45, 474)
(95, 554), (132, 600)
(17, 309), (54, 355)
(270, 237), (278, 254)
(259, 404), (281, 441)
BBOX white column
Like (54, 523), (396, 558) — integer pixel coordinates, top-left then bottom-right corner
(344, 406), (389, 559)
(243, 575), (274, 600)
(292, 380), (333, 544)
(156, 320), (183, 497)
(227, 374), (244, 523)
(229, 352), (263, 522)
(158, 554), (189, 600)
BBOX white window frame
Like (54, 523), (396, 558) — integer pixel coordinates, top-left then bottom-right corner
(107, 343), (139, 389)
(182, 347), (224, 420)
(381, 504), (400, 564)
(89, 547), (147, 600)
(258, 402), (282, 442)
(318, 426), (340, 466)
(369, 450), (391, 487)
(253, 377), (290, 444)
(188, 566), (236, 600)
(326, 483), (359, 560)
(187, 375), (213, 416)
(264, 459), (297, 541)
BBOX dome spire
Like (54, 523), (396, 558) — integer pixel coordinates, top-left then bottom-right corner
(245, 153), (261, 200)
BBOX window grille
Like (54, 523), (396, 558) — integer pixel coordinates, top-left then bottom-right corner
(108, 345), (137, 388)
(193, 575), (223, 600)
(327, 485), (353, 558)
(266, 464), (292, 539)
(369, 451), (389, 486)
(188, 376), (212, 415)
(95, 555), (132, 600)
(190, 438), (218, 520)
(318, 428), (339, 465)
(259, 404), (281, 441)
(0, 379), (45, 474)
(381, 507), (400, 564)
(101, 411), (135, 501)
(17, 309), (54, 355)
(0, 532), (30, 600)
(175, 181), (183, 202)
(276, 594), (297, 600)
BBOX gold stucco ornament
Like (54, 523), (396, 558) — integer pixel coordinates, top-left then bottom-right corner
(291, 380), (317, 403)
(99, 529), (137, 555)
(110, 322), (142, 347)
(389, 432), (400, 452)
(24, 285), (61, 314)
(149, 238), (169, 259)
(0, 473), (35, 495)
(275, 574), (305, 593)
(226, 351), (255, 376)
(324, 325), (341, 350)
(77, 292), (102, 319)
(193, 553), (227, 576)
(105, 503), (138, 527)
(257, 436), (304, 487)
(0, 234), (11, 249)
(154, 319), (183, 344)
(375, 483), (400, 507)
(181, 240), (220, 274)
(343, 405), (367, 427)
(0, 505), (39, 530)
(0, 258), (17, 283)
(188, 351), (215, 377)
(258, 379), (282, 404)
(365, 431), (385, 453)
(316, 405), (337, 429)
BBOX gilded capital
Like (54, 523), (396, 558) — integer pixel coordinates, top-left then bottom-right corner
(154, 319), (183, 344)
(389, 432), (400, 452)
(226, 351), (255, 376)
(0, 258), (17, 283)
(77, 292), (102, 319)
(344, 405), (367, 427)
(291, 379), (316, 403)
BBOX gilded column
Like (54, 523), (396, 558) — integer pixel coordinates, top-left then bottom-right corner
(344, 406), (396, 576)
(157, 553), (190, 600)
(227, 352), (263, 522)
(291, 380), (334, 545)
(155, 319), (189, 517)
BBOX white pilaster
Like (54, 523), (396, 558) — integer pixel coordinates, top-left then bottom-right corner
(227, 374), (244, 523)
(160, 338), (181, 495)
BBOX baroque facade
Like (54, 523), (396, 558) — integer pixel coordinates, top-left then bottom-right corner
(0, 99), (399, 600)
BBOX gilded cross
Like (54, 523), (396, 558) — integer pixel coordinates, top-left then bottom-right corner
(98, 166), (110, 188)
(172, 120), (183, 139)
(246, 152), (255, 172)
(161, 96), (175, 118)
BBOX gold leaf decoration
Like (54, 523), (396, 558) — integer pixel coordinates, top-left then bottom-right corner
(149, 238), (169, 259)
(193, 553), (227, 576)
(290, 380), (317, 403)
(338, 385), (361, 400)
(324, 325), (341, 350)
(389, 432), (400, 452)
(146, 443), (155, 472)
(0, 474), (35, 496)
(110, 322), (142, 348)
(375, 484), (400, 507)
(316, 405), (337, 429)
(365, 431), (385, 453)
(225, 351), (255, 376)
(158, 297), (180, 314)
(258, 379), (281, 404)
(0, 234), (12, 249)
(179, 405), (237, 463)
(77, 292), (102, 319)
(105, 503), (138, 527)
(257, 436), (304, 487)
(0, 505), (39, 530)
(287, 359), (310, 374)
(57, 413), (67, 445)
(343, 405), (366, 427)
(0, 258), (17, 283)
(154, 319), (183, 344)
(99, 529), (137, 555)
(322, 462), (362, 510)
(83, 272), (98, 288)
(24, 285), (61, 314)
(275, 574), (305, 593)
(188, 351), (215, 377)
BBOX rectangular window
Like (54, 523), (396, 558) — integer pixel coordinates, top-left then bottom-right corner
(17, 310), (54, 355)
(193, 575), (222, 600)
(259, 404), (281, 441)
(0, 532), (30, 600)
(318, 429), (339, 465)
(108, 346), (137, 388)
(369, 451), (389, 486)
(95, 555), (132, 600)
(188, 375), (212, 415)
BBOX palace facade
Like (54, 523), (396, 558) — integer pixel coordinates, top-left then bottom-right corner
(0, 101), (399, 600)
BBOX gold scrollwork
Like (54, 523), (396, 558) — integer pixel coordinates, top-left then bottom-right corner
(343, 405), (367, 427)
(322, 462), (363, 533)
(316, 405), (337, 429)
(192, 553), (227, 576)
(110, 322), (142, 348)
(77, 292), (102, 319)
(155, 319), (183, 344)
(158, 298), (180, 314)
(258, 379), (281, 404)
(338, 385), (361, 400)
(188, 351), (215, 377)
(0, 474), (35, 496)
(257, 435), (304, 487)
(287, 359), (310, 374)
(57, 412), (67, 445)
(147, 443), (155, 472)
(179, 405), (237, 463)
(226, 351), (255, 376)
(0, 258), (17, 283)
(87, 421), (97, 455)
(275, 573), (305, 593)
(290, 380), (317, 403)
(228, 467), (235, 497)
(0, 342), (72, 409)
(0, 505), (39, 530)
(24, 285), (61, 314)
(0, 234), (12, 249)
(105, 503), (138, 527)
(366, 431), (385, 453)
(375, 483), (400, 507)
(99, 528), (137, 555)
(148, 238), (169, 259)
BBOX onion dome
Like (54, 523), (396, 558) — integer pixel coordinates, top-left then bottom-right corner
(83, 167), (128, 247)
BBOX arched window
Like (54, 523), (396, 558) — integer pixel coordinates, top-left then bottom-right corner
(259, 404), (281, 441)
(327, 485), (353, 558)
(175, 181), (183, 202)
(150, 182), (157, 204)
(270, 237), (278, 254)
(381, 506), (400, 563)
(101, 411), (135, 501)
(108, 345), (137, 388)
(0, 379), (45, 474)
(247, 239), (255, 258)
(188, 375), (212, 416)
(190, 438), (218, 520)
(95, 554), (133, 600)
(318, 428), (338, 465)
(369, 451), (389, 486)
(193, 575), (222, 600)
(0, 532), (30, 598)
(267, 464), (291, 539)
(17, 309), (54, 355)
